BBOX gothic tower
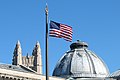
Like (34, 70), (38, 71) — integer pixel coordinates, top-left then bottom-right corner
(12, 40), (22, 65)
(32, 41), (42, 74)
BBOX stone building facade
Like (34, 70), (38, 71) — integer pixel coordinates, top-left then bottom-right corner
(0, 40), (119, 80)
(0, 64), (64, 80)
(0, 41), (64, 80)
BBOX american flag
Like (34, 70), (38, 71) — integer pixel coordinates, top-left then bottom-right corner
(49, 21), (73, 42)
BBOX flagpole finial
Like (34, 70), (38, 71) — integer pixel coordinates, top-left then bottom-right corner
(45, 3), (48, 15)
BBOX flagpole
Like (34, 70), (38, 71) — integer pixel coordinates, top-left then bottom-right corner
(45, 4), (49, 80)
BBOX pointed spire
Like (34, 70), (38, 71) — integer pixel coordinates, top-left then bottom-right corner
(32, 41), (42, 74)
(12, 40), (22, 65)
(26, 53), (29, 58)
(34, 41), (40, 49)
(36, 41), (40, 46)
(16, 40), (21, 46)
(32, 41), (41, 56)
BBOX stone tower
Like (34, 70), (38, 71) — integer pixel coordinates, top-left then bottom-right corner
(12, 41), (42, 74)
(32, 41), (42, 74)
(12, 40), (22, 65)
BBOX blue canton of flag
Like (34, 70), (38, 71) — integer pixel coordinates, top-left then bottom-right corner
(49, 21), (73, 42)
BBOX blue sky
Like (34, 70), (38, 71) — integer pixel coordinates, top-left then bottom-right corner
(0, 0), (120, 76)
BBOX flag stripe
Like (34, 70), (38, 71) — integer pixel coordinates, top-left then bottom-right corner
(61, 31), (72, 38)
(61, 33), (72, 39)
(62, 36), (72, 40)
(60, 24), (72, 29)
(60, 29), (73, 35)
(49, 34), (60, 38)
(60, 26), (72, 32)
(49, 29), (62, 38)
(49, 21), (73, 42)
(49, 30), (72, 40)
(60, 27), (72, 32)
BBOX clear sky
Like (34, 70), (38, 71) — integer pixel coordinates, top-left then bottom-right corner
(0, 0), (120, 76)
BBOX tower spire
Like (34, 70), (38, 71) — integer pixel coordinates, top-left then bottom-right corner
(32, 41), (42, 74)
(17, 40), (21, 45)
(12, 40), (22, 65)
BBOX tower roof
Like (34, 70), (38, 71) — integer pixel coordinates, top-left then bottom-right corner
(36, 41), (40, 46)
(70, 40), (88, 50)
(53, 40), (109, 78)
(16, 40), (21, 46)
(34, 41), (40, 49)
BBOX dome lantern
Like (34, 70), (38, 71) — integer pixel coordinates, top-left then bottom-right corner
(70, 40), (88, 50)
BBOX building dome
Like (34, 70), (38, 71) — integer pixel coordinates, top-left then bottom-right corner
(110, 69), (120, 79)
(53, 40), (109, 78)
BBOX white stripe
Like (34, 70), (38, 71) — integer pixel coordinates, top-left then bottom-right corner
(50, 29), (61, 32)
(49, 34), (60, 37)
(60, 34), (72, 39)
(60, 26), (72, 30)
(60, 24), (72, 30)
(60, 27), (72, 32)
(60, 29), (73, 34)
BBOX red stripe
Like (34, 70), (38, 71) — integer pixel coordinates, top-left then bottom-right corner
(60, 29), (73, 34)
(50, 30), (72, 41)
(61, 32), (72, 37)
(60, 26), (72, 32)
(60, 24), (72, 29)
(49, 23), (73, 42)
(49, 29), (62, 38)
(64, 38), (72, 42)
(61, 34), (72, 40)
(63, 36), (72, 42)
(60, 27), (72, 31)
(49, 29), (61, 32)
(49, 33), (61, 38)
(61, 36), (72, 40)
(49, 30), (61, 34)
(60, 25), (73, 36)
(60, 27), (72, 30)
(60, 25), (72, 30)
